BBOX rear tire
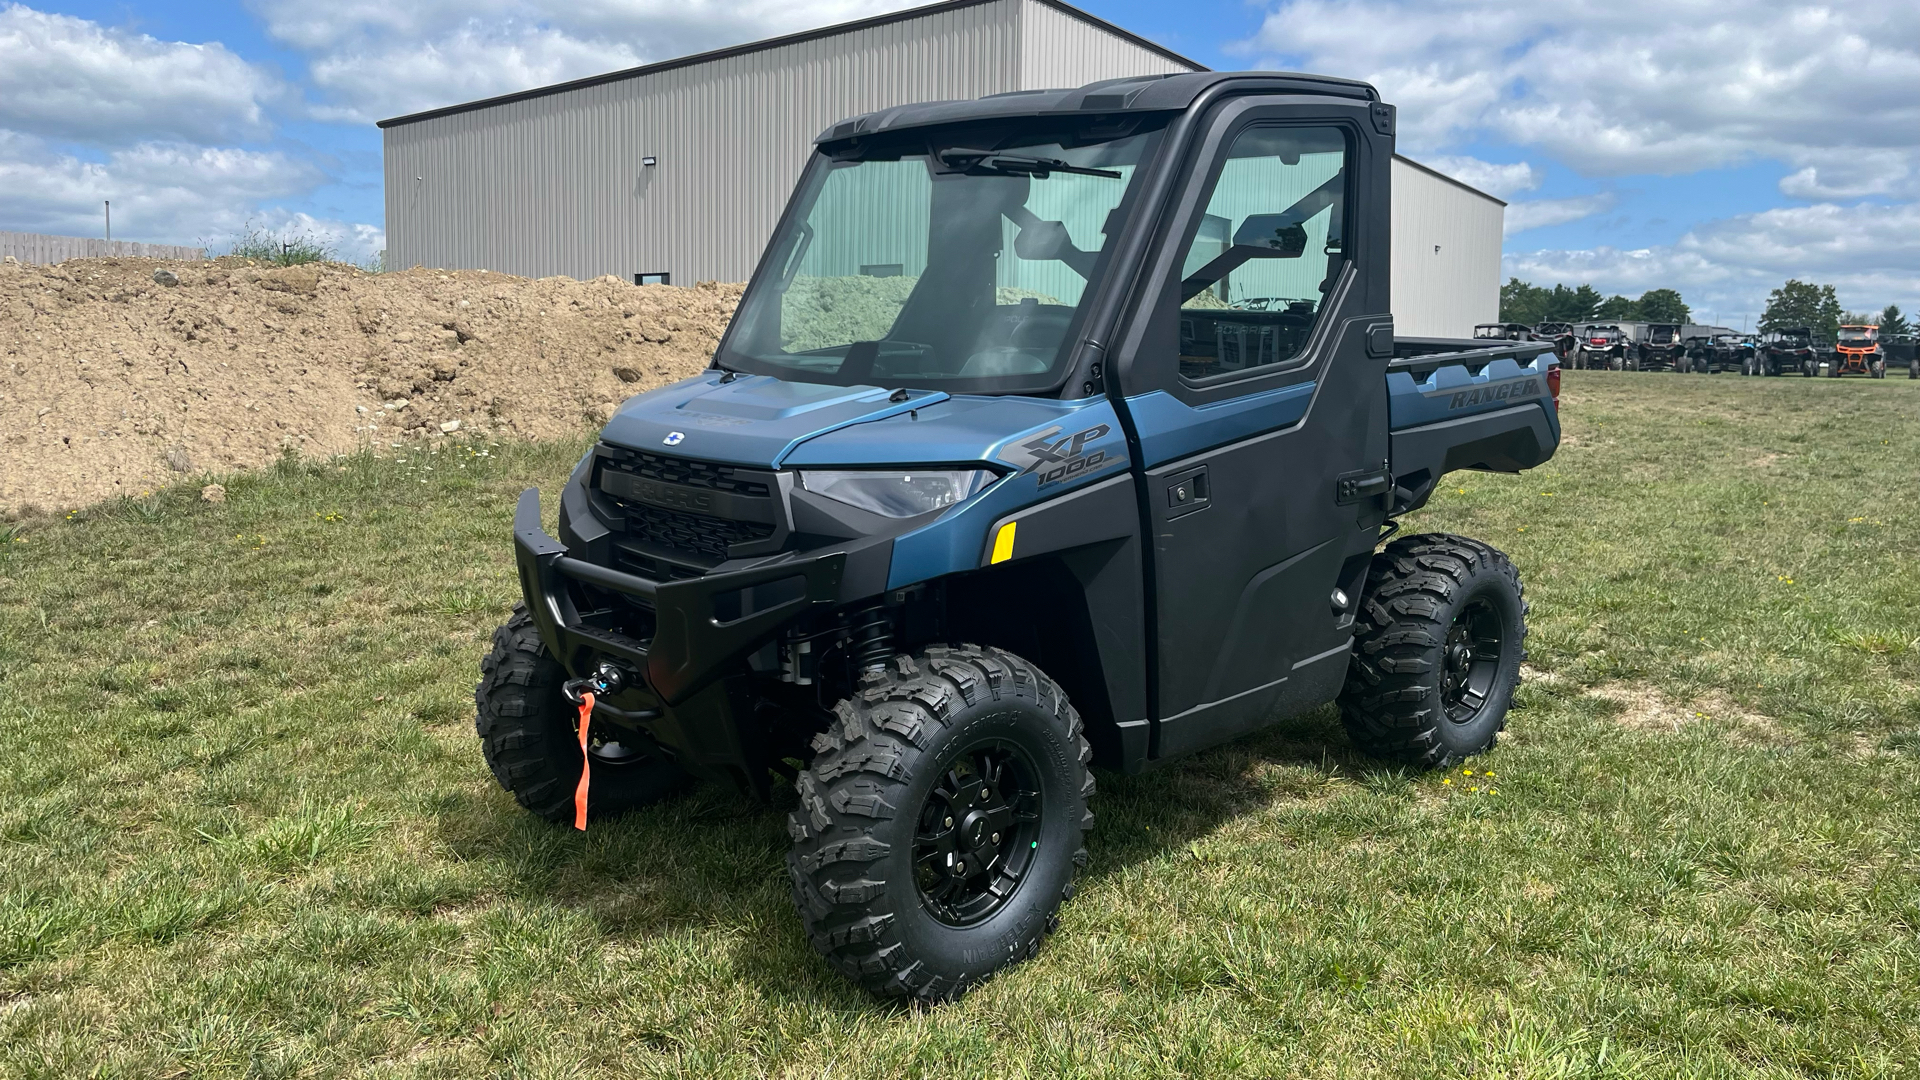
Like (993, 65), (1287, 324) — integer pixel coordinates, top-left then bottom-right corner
(475, 605), (689, 822)
(1908, 359), (1918, 379)
(787, 645), (1093, 1002)
(1339, 535), (1527, 768)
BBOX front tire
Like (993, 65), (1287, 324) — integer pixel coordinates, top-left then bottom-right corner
(788, 645), (1093, 1002)
(475, 606), (689, 822)
(1339, 535), (1527, 768)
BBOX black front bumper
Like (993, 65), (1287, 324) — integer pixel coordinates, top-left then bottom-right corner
(514, 486), (855, 700)
(513, 487), (856, 784)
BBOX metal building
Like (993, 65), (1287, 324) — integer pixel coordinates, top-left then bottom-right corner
(1389, 157), (1505, 337)
(379, 0), (1503, 336)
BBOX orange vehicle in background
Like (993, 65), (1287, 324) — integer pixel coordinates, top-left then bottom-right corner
(1830, 324), (1887, 378)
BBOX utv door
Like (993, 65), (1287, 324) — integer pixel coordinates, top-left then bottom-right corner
(1110, 97), (1393, 760)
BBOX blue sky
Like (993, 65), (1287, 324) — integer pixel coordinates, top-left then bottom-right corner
(3, 0), (1916, 328)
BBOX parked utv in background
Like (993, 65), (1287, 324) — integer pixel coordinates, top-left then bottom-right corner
(476, 71), (1559, 1003)
(1682, 332), (1749, 374)
(1887, 334), (1919, 379)
(1759, 327), (1818, 377)
(1533, 322), (1577, 363)
(1575, 324), (1628, 369)
(1641, 323), (1686, 371)
(1830, 324), (1886, 378)
(1475, 323), (1539, 341)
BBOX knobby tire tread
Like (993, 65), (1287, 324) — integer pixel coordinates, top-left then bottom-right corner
(786, 644), (1094, 1002)
(1340, 533), (1527, 768)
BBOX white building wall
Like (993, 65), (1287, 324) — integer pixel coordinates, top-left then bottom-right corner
(1017, 0), (1194, 91)
(1389, 155), (1504, 338)
(383, 0), (1199, 285)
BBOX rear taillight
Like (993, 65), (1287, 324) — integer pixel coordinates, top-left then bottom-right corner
(1546, 365), (1561, 411)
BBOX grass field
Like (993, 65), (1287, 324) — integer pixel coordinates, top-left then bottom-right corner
(3, 374), (1919, 1078)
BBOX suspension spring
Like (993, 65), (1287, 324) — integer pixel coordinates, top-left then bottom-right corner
(848, 604), (896, 671)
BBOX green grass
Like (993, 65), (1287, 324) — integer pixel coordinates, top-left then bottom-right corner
(3, 375), (1919, 1078)
(224, 224), (339, 267)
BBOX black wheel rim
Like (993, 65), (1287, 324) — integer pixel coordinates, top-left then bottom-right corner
(913, 741), (1043, 927)
(1441, 595), (1506, 726)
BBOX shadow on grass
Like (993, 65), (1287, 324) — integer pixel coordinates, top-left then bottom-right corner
(429, 702), (1405, 1004)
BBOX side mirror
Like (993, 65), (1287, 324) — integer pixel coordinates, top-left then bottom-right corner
(1230, 214), (1310, 258)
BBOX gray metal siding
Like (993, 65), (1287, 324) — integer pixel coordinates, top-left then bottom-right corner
(1017, 1), (1194, 91)
(383, 0), (1200, 284)
(1389, 156), (1503, 337)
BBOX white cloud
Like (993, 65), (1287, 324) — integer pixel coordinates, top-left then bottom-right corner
(1504, 193), (1615, 237)
(0, 3), (285, 146)
(247, 0), (925, 122)
(1507, 201), (1920, 322)
(1421, 155), (1540, 200)
(1235, 0), (1920, 184)
(0, 130), (321, 246)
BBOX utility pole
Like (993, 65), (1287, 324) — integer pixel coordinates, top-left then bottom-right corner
(104, 200), (111, 243)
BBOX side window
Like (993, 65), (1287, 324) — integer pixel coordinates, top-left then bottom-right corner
(1172, 126), (1348, 380)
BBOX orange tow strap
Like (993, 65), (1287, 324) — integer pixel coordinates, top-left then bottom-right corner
(573, 691), (595, 831)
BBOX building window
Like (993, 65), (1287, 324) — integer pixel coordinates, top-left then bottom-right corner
(635, 272), (671, 286)
(858, 263), (904, 278)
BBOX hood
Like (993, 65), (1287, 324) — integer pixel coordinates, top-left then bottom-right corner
(599, 373), (947, 467)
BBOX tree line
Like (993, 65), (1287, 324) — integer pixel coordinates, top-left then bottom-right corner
(1499, 281), (1690, 325)
(1501, 277), (1912, 341)
(1760, 280), (1911, 340)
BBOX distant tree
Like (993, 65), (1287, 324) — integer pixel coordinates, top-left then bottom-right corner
(1759, 280), (1842, 339)
(1542, 283), (1605, 323)
(1880, 303), (1912, 337)
(1635, 288), (1690, 323)
(1500, 279), (1613, 325)
(1500, 277), (1547, 324)
(1594, 294), (1638, 320)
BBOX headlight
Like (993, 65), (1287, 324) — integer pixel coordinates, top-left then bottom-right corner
(798, 469), (996, 518)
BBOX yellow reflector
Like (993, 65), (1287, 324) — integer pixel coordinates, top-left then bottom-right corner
(990, 521), (1017, 564)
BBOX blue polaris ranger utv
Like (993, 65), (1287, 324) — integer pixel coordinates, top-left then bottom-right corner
(477, 71), (1560, 1001)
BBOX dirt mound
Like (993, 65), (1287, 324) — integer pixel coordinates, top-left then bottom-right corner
(0, 256), (742, 513)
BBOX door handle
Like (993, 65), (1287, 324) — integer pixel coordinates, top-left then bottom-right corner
(1165, 465), (1210, 520)
(1336, 468), (1392, 505)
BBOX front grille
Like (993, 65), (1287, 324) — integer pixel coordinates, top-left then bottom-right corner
(601, 447), (771, 497)
(620, 503), (774, 564)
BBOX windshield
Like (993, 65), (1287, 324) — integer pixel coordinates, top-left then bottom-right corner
(718, 121), (1166, 393)
(1838, 327), (1875, 341)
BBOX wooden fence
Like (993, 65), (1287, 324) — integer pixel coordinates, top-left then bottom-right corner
(0, 231), (205, 265)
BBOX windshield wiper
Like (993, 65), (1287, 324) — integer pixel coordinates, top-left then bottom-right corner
(936, 148), (1120, 179)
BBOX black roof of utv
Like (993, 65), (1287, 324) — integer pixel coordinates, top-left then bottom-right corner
(814, 71), (1381, 144)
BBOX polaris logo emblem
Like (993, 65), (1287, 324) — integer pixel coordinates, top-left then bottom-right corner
(662, 431), (685, 446)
